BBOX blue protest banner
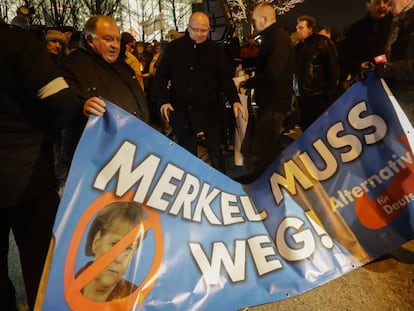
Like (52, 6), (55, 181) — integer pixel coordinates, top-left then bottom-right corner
(37, 75), (414, 310)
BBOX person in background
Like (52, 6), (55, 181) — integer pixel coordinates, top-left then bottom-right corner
(166, 28), (184, 41)
(134, 41), (150, 72)
(0, 23), (81, 311)
(239, 33), (259, 69)
(294, 15), (339, 131)
(11, 5), (31, 29)
(341, 0), (392, 89)
(240, 2), (294, 181)
(154, 11), (247, 172)
(147, 41), (167, 129)
(44, 29), (69, 62)
(43, 29), (70, 193)
(67, 30), (82, 52)
(121, 31), (145, 91)
(318, 26), (332, 39)
(378, 0), (414, 123)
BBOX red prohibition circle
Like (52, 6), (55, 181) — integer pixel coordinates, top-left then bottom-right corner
(63, 191), (163, 311)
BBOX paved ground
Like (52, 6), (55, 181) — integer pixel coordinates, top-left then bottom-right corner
(249, 240), (414, 311)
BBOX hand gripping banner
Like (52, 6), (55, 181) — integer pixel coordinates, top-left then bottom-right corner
(37, 75), (414, 311)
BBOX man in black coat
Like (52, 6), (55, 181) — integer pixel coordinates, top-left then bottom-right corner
(57, 15), (150, 188)
(155, 12), (247, 172)
(240, 2), (294, 181)
(294, 15), (339, 131)
(0, 23), (81, 310)
(380, 0), (414, 124)
(341, 0), (392, 89)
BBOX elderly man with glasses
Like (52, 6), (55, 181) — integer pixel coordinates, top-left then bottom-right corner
(154, 12), (247, 173)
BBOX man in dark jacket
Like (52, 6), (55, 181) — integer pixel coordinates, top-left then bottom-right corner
(240, 2), (294, 181)
(341, 0), (392, 89)
(0, 24), (81, 310)
(58, 15), (150, 188)
(155, 11), (247, 172)
(380, 0), (414, 123)
(294, 15), (339, 131)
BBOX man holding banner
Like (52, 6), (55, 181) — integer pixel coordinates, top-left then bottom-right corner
(380, 0), (414, 123)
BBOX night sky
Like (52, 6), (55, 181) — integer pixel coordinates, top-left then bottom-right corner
(277, 0), (367, 33)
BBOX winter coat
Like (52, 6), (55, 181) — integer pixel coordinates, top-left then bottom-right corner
(244, 22), (293, 112)
(0, 24), (80, 208)
(383, 4), (414, 109)
(59, 37), (149, 124)
(154, 33), (240, 131)
(294, 34), (339, 103)
(341, 13), (392, 77)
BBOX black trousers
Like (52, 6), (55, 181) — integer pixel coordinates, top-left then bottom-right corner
(241, 110), (287, 181)
(297, 94), (330, 131)
(0, 188), (59, 310)
(171, 112), (225, 172)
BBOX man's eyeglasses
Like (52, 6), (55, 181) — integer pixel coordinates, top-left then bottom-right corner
(188, 25), (210, 34)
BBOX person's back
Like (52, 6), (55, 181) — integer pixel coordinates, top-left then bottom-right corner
(0, 23), (80, 311)
(0, 24), (79, 205)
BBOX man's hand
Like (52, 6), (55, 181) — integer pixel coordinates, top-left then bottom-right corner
(233, 102), (248, 121)
(83, 97), (106, 117)
(161, 103), (174, 123)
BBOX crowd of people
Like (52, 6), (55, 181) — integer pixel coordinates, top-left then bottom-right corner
(1, 0), (413, 309)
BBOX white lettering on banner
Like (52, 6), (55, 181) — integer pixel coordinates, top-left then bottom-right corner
(189, 236), (285, 286)
(93, 140), (161, 203)
(270, 101), (387, 205)
(276, 217), (315, 261)
(329, 151), (413, 211)
(189, 214), (331, 285)
(94, 141), (267, 224)
(189, 240), (247, 285)
(380, 192), (414, 215)
(92, 136), (340, 285)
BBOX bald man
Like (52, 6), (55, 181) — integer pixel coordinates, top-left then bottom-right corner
(155, 12), (247, 172)
(240, 2), (294, 181)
